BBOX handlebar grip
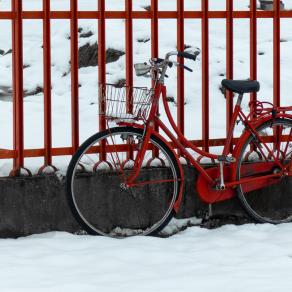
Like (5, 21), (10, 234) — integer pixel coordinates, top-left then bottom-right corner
(177, 51), (198, 61)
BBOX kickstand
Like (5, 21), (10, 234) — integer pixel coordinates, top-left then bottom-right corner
(202, 204), (213, 221)
(208, 204), (213, 218)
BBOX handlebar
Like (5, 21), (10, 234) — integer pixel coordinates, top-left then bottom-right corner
(134, 49), (200, 82)
(165, 50), (200, 61)
(177, 51), (199, 61)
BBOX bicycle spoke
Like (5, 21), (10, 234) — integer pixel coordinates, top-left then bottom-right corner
(106, 137), (123, 172)
(84, 154), (96, 166)
(79, 160), (93, 168)
(251, 139), (269, 162)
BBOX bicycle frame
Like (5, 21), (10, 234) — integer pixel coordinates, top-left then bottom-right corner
(118, 81), (292, 208)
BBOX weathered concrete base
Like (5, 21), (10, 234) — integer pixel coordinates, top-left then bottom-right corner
(0, 165), (275, 238)
(0, 175), (79, 238)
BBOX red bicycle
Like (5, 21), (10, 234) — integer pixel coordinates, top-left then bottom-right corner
(66, 50), (292, 238)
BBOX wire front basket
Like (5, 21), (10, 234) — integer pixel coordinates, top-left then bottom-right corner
(99, 83), (153, 122)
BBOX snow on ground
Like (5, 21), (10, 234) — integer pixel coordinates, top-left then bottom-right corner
(1, 223), (292, 291)
(0, 0), (292, 175)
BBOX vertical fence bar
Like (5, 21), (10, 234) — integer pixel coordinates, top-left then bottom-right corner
(247, 0), (258, 156)
(98, 0), (106, 130)
(151, 0), (159, 159)
(125, 0), (133, 161)
(98, 0), (106, 161)
(70, 0), (79, 153)
(250, 0), (257, 118)
(125, 0), (133, 110)
(41, 0), (53, 171)
(273, 0), (281, 150)
(226, 0), (233, 136)
(273, 0), (280, 107)
(151, 0), (158, 63)
(201, 0), (209, 152)
(11, 0), (24, 175)
(177, 0), (185, 136)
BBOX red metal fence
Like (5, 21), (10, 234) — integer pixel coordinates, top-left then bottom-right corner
(0, 0), (291, 175)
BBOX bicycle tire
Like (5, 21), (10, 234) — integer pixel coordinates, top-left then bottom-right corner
(66, 126), (181, 238)
(236, 118), (292, 223)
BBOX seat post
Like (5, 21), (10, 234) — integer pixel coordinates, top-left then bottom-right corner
(236, 93), (244, 107)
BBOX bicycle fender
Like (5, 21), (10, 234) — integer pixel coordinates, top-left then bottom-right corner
(231, 114), (292, 181)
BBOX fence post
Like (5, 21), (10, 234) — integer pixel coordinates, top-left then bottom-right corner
(98, 0), (106, 128)
(10, 0), (24, 176)
(70, 0), (79, 154)
(125, 0), (133, 95)
(177, 0), (185, 137)
(226, 0), (233, 138)
(125, 0), (134, 161)
(201, 0), (209, 153)
(250, 0), (257, 118)
(273, 0), (280, 107)
(151, 0), (158, 64)
(273, 0), (281, 152)
(39, 0), (55, 173)
(151, 0), (160, 159)
(98, 0), (106, 161)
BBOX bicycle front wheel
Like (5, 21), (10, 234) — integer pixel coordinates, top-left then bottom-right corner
(66, 126), (181, 238)
(236, 118), (292, 223)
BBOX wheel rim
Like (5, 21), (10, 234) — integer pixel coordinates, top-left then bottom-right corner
(69, 128), (179, 237)
(237, 119), (292, 223)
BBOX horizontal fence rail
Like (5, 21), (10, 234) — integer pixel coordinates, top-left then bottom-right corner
(0, 0), (290, 175)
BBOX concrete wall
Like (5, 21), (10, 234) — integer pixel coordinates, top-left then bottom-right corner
(0, 165), (252, 238)
(0, 175), (79, 237)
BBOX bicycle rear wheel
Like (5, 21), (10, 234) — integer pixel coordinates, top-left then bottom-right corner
(66, 126), (181, 238)
(236, 118), (292, 223)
